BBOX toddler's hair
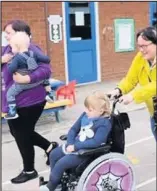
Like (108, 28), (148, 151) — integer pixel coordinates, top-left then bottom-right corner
(84, 91), (111, 117)
(10, 31), (30, 50)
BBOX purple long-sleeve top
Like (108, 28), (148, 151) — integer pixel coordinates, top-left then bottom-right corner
(2, 44), (51, 113)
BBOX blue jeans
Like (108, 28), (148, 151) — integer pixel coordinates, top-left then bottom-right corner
(48, 146), (88, 191)
(150, 117), (157, 141)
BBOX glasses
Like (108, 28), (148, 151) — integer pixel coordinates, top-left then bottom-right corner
(137, 42), (153, 50)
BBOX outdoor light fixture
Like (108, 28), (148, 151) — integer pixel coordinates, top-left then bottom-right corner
(47, 15), (62, 43)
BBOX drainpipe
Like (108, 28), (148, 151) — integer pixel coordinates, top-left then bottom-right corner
(44, 2), (50, 57)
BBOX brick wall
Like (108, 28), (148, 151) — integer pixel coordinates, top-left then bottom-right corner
(2, 2), (149, 82)
(99, 2), (149, 80)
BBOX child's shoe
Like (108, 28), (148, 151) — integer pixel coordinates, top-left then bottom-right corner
(39, 176), (48, 186)
(39, 185), (50, 191)
(39, 184), (61, 191)
(39, 177), (49, 191)
(39, 177), (62, 191)
(4, 104), (19, 120)
(45, 91), (56, 103)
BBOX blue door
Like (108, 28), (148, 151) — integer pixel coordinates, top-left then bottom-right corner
(149, 2), (157, 26)
(65, 2), (97, 84)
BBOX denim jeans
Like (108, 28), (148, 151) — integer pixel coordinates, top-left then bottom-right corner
(48, 146), (88, 191)
(150, 117), (157, 141)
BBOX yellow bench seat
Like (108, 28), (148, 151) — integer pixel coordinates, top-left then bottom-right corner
(44, 99), (72, 109)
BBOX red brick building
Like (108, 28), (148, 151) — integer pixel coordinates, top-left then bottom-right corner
(2, 2), (155, 85)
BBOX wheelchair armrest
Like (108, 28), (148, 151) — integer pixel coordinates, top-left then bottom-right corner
(60, 134), (67, 141)
(77, 144), (111, 156)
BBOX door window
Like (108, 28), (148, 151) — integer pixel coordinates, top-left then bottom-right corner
(69, 2), (91, 40)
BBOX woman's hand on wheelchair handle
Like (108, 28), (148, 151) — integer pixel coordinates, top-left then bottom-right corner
(107, 89), (121, 100)
(119, 94), (133, 105)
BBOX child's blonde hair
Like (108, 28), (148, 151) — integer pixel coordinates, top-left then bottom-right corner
(84, 91), (111, 117)
(10, 32), (30, 52)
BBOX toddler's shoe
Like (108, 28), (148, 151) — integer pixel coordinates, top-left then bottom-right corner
(4, 104), (19, 120)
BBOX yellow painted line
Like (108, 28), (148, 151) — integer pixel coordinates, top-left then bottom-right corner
(127, 155), (140, 165)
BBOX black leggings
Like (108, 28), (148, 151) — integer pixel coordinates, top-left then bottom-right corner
(8, 101), (50, 171)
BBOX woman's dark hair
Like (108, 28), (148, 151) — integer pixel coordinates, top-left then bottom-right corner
(136, 26), (157, 45)
(4, 20), (31, 36)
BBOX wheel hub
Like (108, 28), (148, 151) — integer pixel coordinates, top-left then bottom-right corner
(101, 178), (118, 190)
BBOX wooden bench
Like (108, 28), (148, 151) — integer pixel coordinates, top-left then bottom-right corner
(1, 99), (72, 123)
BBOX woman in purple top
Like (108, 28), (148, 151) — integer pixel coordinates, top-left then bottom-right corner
(2, 20), (58, 184)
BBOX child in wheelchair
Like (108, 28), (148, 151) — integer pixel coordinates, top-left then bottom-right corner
(40, 91), (112, 191)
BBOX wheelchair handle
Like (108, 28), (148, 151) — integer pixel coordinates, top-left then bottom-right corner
(107, 94), (121, 100)
(112, 99), (119, 113)
(107, 94), (121, 114)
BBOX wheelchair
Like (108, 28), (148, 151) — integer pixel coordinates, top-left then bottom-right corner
(39, 98), (136, 191)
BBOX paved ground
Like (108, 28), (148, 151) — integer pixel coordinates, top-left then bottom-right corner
(2, 81), (156, 191)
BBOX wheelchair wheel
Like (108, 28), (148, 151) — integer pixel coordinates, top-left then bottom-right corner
(76, 153), (136, 191)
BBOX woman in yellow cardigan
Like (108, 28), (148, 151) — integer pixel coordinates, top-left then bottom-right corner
(110, 26), (156, 141)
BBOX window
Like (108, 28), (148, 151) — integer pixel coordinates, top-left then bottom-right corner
(69, 2), (91, 40)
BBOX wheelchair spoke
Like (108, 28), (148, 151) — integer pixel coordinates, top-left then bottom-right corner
(107, 163), (112, 179)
